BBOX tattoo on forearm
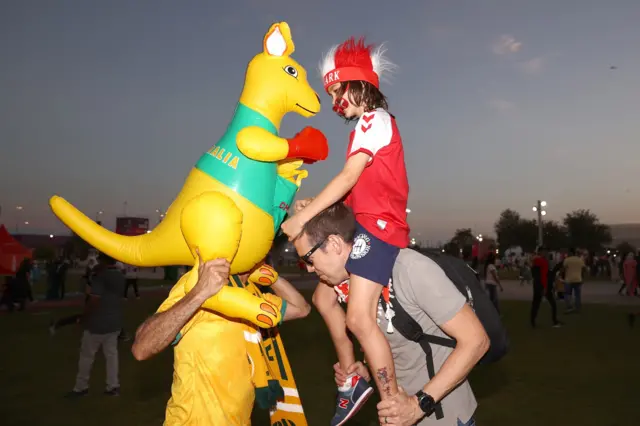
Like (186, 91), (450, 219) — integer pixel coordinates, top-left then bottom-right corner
(376, 367), (394, 397)
(376, 367), (389, 383)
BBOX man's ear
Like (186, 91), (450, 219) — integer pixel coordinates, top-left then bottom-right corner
(326, 234), (346, 254)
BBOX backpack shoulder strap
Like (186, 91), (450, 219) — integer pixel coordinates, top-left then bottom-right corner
(390, 296), (456, 348)
(384, 293), (423, 342)
(384, 276), (455, 420)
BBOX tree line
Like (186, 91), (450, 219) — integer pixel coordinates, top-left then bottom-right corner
(442, 208), (614, 257)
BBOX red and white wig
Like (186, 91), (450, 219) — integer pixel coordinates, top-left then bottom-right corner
(320, 37), (396, 93)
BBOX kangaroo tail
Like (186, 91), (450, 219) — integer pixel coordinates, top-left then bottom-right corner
(49, 195), (192, 267)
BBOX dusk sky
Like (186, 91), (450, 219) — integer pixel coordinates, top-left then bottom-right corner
(2, 0), (640, 243)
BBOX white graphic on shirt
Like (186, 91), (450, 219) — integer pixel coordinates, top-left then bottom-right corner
(350, 233), (371, 260)
(350, 109), (393, 160)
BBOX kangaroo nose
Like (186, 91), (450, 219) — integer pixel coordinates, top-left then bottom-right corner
(315, 93), (321, 104)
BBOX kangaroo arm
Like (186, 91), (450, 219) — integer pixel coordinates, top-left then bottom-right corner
(237, 126), (289, 162)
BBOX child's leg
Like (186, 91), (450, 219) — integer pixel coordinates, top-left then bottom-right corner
(343, 223), (401, 401)
(317, 280), (374, 426)
(312, 281), (356, 371)
(346, 274), (397, 399)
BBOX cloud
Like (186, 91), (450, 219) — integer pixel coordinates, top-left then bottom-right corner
(492, 35), (522, 55)
(519, 56), (545, 74)
(487, 99), (516, 112)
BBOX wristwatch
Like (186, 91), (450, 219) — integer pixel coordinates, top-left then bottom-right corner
(415, 390), (436, 416)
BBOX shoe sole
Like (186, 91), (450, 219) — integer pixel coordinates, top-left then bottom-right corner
(333, 386), (374, 426)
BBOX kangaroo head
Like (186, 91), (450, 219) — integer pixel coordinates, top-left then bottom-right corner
(240, 22), (321, 129)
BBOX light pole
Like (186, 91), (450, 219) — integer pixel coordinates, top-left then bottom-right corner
(96, 210), (103, 224)
(532, 200), (547, 247)
(15, 206), (23, 233)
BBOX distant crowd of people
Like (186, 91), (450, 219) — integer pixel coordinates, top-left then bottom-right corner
(1, 257), (36, 311)
(1, 255), (140, 313)
(45, 257), (72, 300)
(1, 256), (73, 312)
(471, 246), (619, 329)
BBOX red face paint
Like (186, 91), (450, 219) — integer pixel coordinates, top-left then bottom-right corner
(332, 98), (349, 117)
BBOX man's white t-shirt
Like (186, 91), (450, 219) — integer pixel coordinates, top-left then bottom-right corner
(124, 265), (138, 279)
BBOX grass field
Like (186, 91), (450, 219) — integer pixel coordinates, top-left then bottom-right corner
(25, 265), (305, 298)
(495, 268), (613, 282)
(24, 265), (611, 300)
(1, 291), (637, 426)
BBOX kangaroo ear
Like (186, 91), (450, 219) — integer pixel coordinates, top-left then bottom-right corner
(263, 22), (295, 57)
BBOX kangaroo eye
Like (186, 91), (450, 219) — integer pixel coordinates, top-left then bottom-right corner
(283, 65), (298, 78)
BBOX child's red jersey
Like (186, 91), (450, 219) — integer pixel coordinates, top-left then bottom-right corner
(344, 108), (410, 248)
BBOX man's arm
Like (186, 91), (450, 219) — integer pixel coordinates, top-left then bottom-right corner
(377, 301), (489, 425)
(132, 256), (230, 361)
(131, 289), (210, 361)
(270, 276), (311, 321)
(419, 304), (489, 402)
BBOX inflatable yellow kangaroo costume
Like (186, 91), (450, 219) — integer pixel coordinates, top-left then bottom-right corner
(49, 22), (328, 329)
(50, 21), (325, 426)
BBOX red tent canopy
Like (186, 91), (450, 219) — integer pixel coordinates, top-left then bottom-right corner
(0, 225), (32, 275)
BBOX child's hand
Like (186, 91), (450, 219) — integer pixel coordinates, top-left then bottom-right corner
(333, 361), (370, 386)
(281, 215), (304, 241)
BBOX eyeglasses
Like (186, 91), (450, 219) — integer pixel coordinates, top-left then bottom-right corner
(300, 236), (329, 266)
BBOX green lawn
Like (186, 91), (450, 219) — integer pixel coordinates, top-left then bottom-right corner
(27, 266), (306, 298)
(28, 274), (175, 298)
(496, 268), (613, 282)
(1, 292), (637, 426)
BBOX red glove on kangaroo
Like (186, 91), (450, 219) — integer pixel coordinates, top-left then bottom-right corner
(286, 126), (329, 164)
